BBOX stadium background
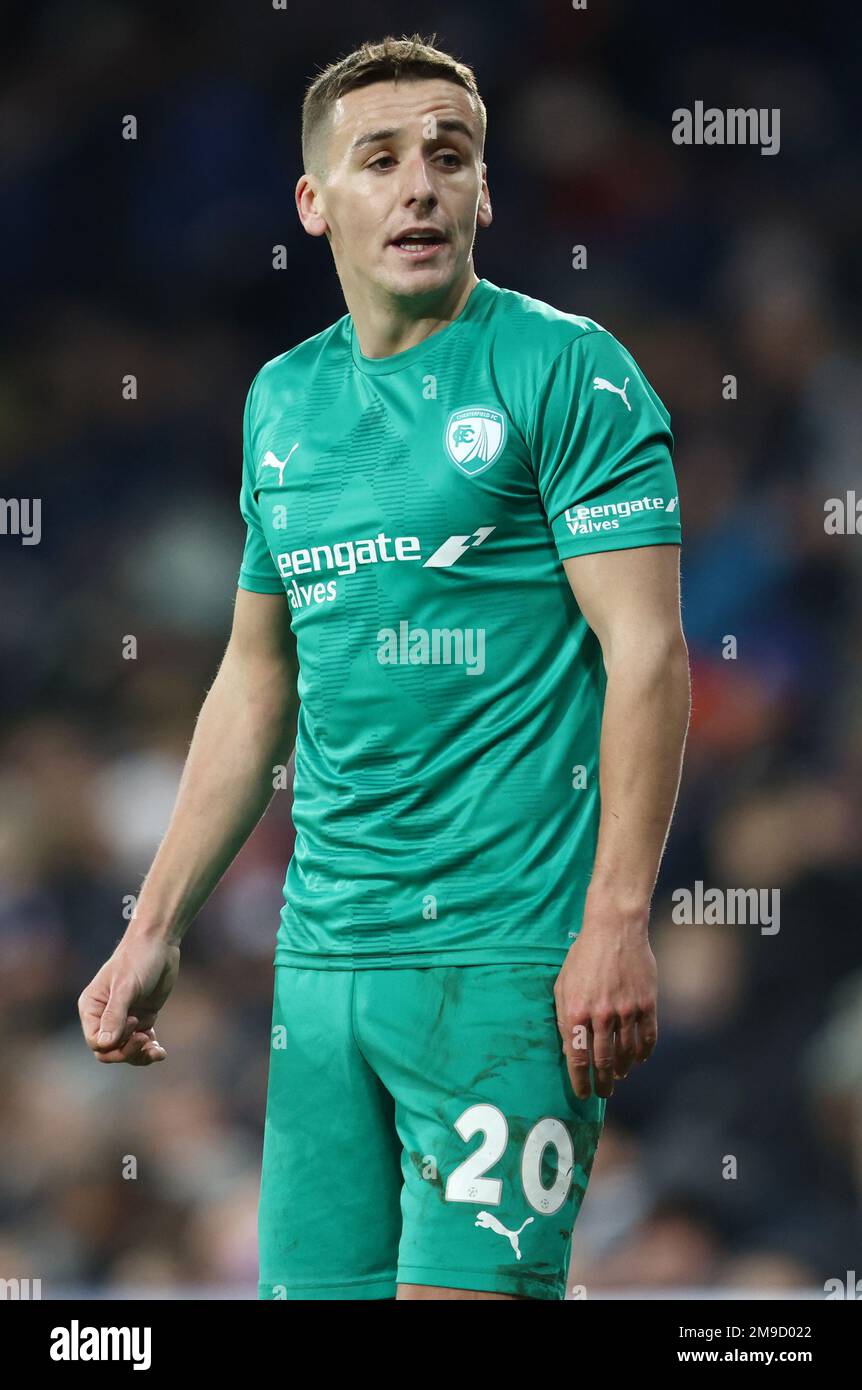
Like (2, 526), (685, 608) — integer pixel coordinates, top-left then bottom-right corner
(1, 0), (860, 1298)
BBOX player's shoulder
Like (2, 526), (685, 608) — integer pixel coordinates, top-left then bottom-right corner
(479, 281), (627, 427)
(247, 312), (352, 404)
(482, 279), (610, 365)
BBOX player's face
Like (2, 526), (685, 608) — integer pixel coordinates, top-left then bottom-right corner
(305, 79), (490, 300)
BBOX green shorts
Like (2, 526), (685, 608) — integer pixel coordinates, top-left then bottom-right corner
(258, 962), (606, 1300)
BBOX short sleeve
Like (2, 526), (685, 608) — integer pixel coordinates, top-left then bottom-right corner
(237, 373), (284, 594)
(528, 329), (681, 561)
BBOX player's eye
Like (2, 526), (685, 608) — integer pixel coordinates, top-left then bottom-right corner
(368, 155), (396, 171)
(436, 151), (463, 168)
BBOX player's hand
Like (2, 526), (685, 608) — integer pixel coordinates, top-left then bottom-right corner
(554, 907), (657, 1101)
(78, 934), (180, 1066)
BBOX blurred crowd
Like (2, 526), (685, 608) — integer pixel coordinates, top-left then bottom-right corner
(1, 1), (860, 1295)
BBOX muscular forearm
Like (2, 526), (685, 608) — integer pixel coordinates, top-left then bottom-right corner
(129, 647), (297, 946)
(586, 634), (690, 921)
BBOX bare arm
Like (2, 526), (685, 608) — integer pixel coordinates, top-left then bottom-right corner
(554, 544), (690, 1099)
(133, 587), (298, 945)
(78, 587), (298, 1065)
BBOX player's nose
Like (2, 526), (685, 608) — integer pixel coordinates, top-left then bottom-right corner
(399, 152), (438, 208)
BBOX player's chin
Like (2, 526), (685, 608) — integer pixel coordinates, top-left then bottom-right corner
(382, 246), (452, 286)
(389, 268), (455, 306)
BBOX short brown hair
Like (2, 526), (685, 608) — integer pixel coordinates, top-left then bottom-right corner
(302, 33), (487, 175)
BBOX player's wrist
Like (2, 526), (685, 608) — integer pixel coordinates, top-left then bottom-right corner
(581, 881), (651, 933)
(125, 908), (186, 947)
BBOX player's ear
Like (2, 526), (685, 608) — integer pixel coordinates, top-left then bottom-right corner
(477, 166), (493, 230)
(296, 174), (330, 238)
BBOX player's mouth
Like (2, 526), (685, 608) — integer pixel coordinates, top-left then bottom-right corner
(388, 228), (449, 260)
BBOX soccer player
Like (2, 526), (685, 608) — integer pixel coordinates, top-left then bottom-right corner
(79, 34), (691, 1301)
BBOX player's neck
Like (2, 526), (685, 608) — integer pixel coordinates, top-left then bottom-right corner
(345, 270), (479, 360)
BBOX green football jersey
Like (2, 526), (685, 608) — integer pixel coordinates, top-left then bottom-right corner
(238, 278), (680, 968)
